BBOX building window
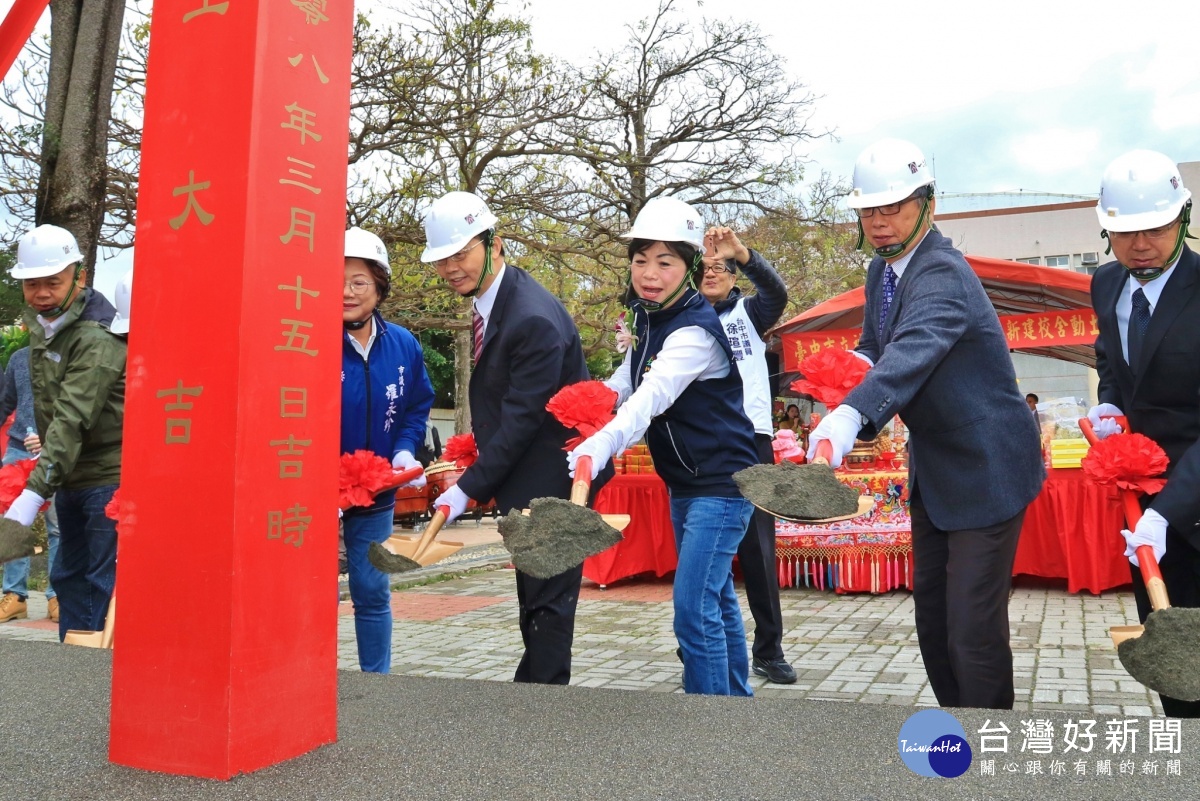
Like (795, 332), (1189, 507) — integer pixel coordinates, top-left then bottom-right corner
(1015, 257), (1040, 265)
(1045, 255), (1070, 268)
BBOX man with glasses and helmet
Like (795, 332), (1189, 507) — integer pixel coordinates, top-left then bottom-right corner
(807, 139), (1043, 709)
(420, 191), (610, 685)
(1086, 150), (1200, 717)
(697, 226), (795, 684)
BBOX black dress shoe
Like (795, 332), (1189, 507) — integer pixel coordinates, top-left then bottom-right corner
(752, 656), (797, 684)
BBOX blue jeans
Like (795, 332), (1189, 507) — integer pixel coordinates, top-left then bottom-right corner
(1, 444), (60, 600)
(669, 495), (754, 696)
(51, 484), (118, 639)
(343, 505), (394, 673)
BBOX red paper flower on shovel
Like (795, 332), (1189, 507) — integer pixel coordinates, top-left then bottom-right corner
(790, 349), (870, 408)
(1081, 433), (1169, 495)
(103, 487), (137, 532)
(441, 433), (479, 468)
(0, 458), (41, 514)
(546, 380), (618, 450)
(339, 450), (396, 509)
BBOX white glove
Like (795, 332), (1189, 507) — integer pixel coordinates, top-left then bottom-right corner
(567, 432), (615, 481)
(4, 489), (45, 527)
(805, 404), (863, 468)
(391, 450), (427, 489)
(850, 350), (875, 368)
(436, 483), (471, 524)
(1087, 403), (1124, 439)
(1122, 508), (1168, 567)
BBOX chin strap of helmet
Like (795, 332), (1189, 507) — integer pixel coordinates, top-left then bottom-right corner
(1107, 201), (1193, 282)
(464, 230), (495, 298)
(38, 264), (84, 319)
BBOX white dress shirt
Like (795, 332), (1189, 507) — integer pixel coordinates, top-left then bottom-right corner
(1115, 260), (1177, 364)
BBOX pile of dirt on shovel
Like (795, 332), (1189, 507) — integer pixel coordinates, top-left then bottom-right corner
(733, 460), (859, 520)
(1118, 607), (1200, 702)
(498, 498), (622, 580)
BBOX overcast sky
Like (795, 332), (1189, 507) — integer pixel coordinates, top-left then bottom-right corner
(4, 0), (1199, 295)
(526, 0), (1200, 197)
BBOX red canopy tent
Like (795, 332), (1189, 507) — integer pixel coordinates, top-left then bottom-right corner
(772, 254), (1097, 388)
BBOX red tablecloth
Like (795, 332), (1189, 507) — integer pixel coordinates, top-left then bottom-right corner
(582, 467), (1131, 595)
(1012, 467), (1131, 594)
(583, 474), (676, 586)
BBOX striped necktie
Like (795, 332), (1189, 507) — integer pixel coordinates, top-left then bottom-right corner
(1128, 287), (1150, 372)
(472, 308), (484, 363)
(878, 265), (897, 336)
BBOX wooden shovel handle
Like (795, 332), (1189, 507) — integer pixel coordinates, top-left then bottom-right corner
(412, 505), (449, 562)
(571, 455), (593, 506)
(1078, 415), (1129, 446)
(812, 440), (833, 467)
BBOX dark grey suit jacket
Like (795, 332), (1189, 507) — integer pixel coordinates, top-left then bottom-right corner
(844, 230), (1044, 531)
(1093, 245), (1200, 541)
(456, 265), (608, 513)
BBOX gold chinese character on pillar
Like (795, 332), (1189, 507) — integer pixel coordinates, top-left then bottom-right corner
(280, 387), (308, 418)
(183, 0), (229, 23)
(156, 380), (204, 444)
(269, 435), (313, 478)
(169, 171), (215, 230)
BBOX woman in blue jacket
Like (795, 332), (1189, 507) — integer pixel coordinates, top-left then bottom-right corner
(341, 226), (435, 673)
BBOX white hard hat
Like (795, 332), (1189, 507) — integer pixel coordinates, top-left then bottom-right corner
(110, 268), (133, 335)
(846, 139), (935, 209)
(420, 192), (498, 263)
(11, 224), (84, 279)
(344, 226), (389, 269)
(1096, 150), (1191, 233)
(622, 197), (706, 253)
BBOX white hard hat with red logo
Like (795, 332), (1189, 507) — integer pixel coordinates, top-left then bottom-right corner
(622, 196), (706, 253)
(344, 226), (390, 270)
(847, 139), (935, 209)
(11, 224), (84, 279)
(420, 192), (499, 263)
(1096, 150), (1191, 232)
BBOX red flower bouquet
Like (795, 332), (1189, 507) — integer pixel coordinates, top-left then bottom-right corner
(1081, 432), (1169, 495)
(790, 349), (870, 408)
(103, 487), (137, 531)
(441, 433), (479, 468)
(339, 450), (396, 509)
(0, 458), (40, 514)
(546, 379), (618, 450)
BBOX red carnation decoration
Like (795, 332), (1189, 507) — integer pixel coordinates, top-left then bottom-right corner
(1081, 433), (1169, 495)
(791, 349), (870, 408)
(104, 487), (137, 532)
(0, 458), (40, 514)
(104, 487), (122, 521)
(441, 433), (479, 468)
(547, 380), (618, 450)
(339, 450), (396, 509)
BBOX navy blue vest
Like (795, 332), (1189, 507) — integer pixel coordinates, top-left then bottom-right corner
(629, 289), (757, 497)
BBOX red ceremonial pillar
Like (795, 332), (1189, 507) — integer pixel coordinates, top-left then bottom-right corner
(109, 0), (352, 779)
(0, 0), (50, 80)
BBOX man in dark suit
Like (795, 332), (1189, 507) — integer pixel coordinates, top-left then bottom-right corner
(807, 139), (1044, 709)
(1087, 150), (1200, 718)
(421, 191), (604, 685)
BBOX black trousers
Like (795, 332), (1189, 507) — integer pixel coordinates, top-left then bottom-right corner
(737, 434), (785, 662)
(1130, 524), (1200, 718)
(910, 499), (1024, 709)
(513, 564), (583, 685)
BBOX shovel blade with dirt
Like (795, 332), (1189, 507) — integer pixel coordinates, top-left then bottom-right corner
(368, 503), (465, 573)
(498, 456), (625, 579)
(735, 440), (874, 523)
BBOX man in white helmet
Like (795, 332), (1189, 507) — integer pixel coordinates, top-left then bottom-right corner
(1087, 150), (1200, 717)
(419, 191), (608, 684)
(0, 224), (126, 642)
(807, 139), (1043, 709)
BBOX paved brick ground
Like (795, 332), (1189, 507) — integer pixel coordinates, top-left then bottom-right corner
(1, 559), (1162, 716)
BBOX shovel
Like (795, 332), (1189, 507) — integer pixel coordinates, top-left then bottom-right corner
(502, 455), (627, 579)
(369, 502), (466, 573)
(743, 440), (874, 523)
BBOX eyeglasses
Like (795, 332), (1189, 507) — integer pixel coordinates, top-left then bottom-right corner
(854, 192), (926, 219)
(703, 263), (733, 274)
(434, 238), (483, 266)
(1108, 222), (1178, 242)
(344, 279), (375, 294)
